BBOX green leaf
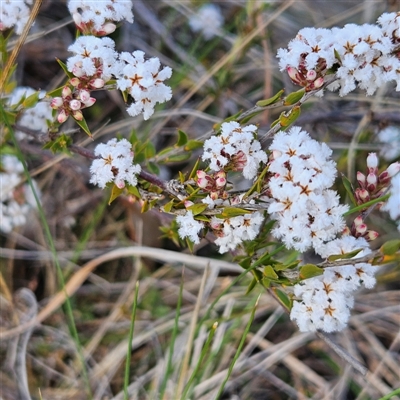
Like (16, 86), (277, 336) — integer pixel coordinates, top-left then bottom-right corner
(74, 117), (92, 137)
(279, 105), (301, 127)
(165, 153), (191, 163)
(195, 215), (210, 222)
(218, 207), (252, 218)
(126, 185), (141, 198)
(245, 277), (258, 295)
(145, 142), (156, 158)
(163, 200), (174, 213)
(239, 257), (252, 270)
(42, 133), (72, 153)
(176, 130), (188, 147)
(178, 170), (186, 184)
(46, 86), (64, 98)
(189, 157), (201, 180)
(283, 89), (305, 106)
(380, 239), (400, 256)
(256, 89), (284, 107)
(341, 174), (357, 206)
(334, 48), (342, 63)
(141, 200), (149, 213)
(187, 203), (208, 216)
(56, 58), (74, 79)
(327, 249), (362, 262)
(299, 264), (324, 280)
(184, 140), (203, 151)
(109, 184), (124, 205)
(263, 265), (279, 280)
(22, 91), (41, 109)
(156, 146), (174, 157)
(272, 288), (292, 310)
(147, 161), (160, 175)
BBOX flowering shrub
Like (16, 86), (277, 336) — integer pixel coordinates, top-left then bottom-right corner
(1, 2), (400, 398)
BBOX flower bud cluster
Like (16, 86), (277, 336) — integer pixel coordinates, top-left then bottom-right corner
(196, 170), (228, 202)
(68, 0), (134, 36)
(348, 216), (379, 242)
(90, 138), (141, 189)
(381, 172), (400, 231)
(290, 236), (376, 333)
(0, 155), (39, 233)
(50, 85), (96, 124)
(202, 121), (267, 180)
(355, 152), (400, 207)
(0, 0), (33, 35)
(277, 12), (400, 96)
(265, 126), (348, 253)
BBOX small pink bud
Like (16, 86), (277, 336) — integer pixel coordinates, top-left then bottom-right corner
(78, 90), (90, 102)
(210, 192), (219, 201)
(378, 170), (390, 185)
(387, 162), (400, 177)
(312, 77), (324, 89)
(355, 223), (367, 235)
(57, 110), (68, 124)
(72, 65), (84, 78)
(365, 230), (379, 241)
(366, 152), (378, 171)
(89, 78), (105, 89)
(287, 66), (301, 83)
(184, 200), (194, 208)
(50, 97), (63, 109)
(82, 97), (96, 108)
(101, 22), (117, 35)
(357, 171), (366, 187)
(353, 215), (364, 227)
(306, 70), (317, 81)
(72, 12), (82, 27)
(216, 176), (226, 188)
(69, 99), (81, 111)
(210, 219), (221, 230)
(62, 86), (72, 98)
(197, 177), (208, 189)
(356, 188), (370, 203)
(116, 180), (125, 189)
(72, 110), (83, 121)
(70, 77), (81, 87)
(197, 170), (207, 179)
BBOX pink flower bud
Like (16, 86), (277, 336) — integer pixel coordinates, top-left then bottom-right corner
(210, 192), (219, 200)
(184, 200), (194, 208)
(82, 97), (96, 108)
(197, 177), (208, 189)
(387, 162), (400, 177)
(62, 86), (72, 98)
(210, 219), (221, 230)
(378, 170), (390, 185)
(366, 173), (377, 192)
(197, 170), (207, 179)
(72, 110), (83, 121)
(313, 77), (324, 89)
(69, 99), (81, 111)
(101, 23), (117, 35)
(116, 180), (125, 189)
(366, 152), (378, 171)
(357, 171), (366, 187)
(89, 78), (105, 89)
(355, 223), (367, 235)
(79, 90), (91, 102)
(306, 70), (317, 81)
(70, 77), (81, 87)
(57, 110), (68, 124)
(72, 65), (84, 78)
(365, 230), (379, 241)
(353, 215), (364, 227)
(287, 66), (302, 84)
(50, 97), (63, 109)
(356, 188), (370, 203)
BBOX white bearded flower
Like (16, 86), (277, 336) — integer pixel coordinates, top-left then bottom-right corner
(176, 211), (204, 244)
(0, 0), (33, 35)
(189, 4), (224, 40)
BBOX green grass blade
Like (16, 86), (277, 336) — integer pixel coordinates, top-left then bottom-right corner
(124, 281), (140, 400)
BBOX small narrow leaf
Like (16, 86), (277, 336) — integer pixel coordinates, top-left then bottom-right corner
(187, 203), (208, 216)
(327, 248), (362, 262)
(165, 153), (191, 162)
(176, 130), (188, 147)
(22, 91), (41, 108)
(256, 89), (284, 107)
(272, 288), (292, 310)
(341, 173), (357, 206)
(283, 89), (305, 106)
(184, 140), (203, 151)
(245, 277), (258, 295)
(74, 117), (92, 137)
(380, 239), (400, 256)
(299, 264), (324, 280)
(109, 184), (124, 205)
(163, 200), (174, 213)
(178, 171), (186, 184)
(263, 265), (279, 280)
(279, 105), (301, 127)
(56, 58), (74, 79)
(188, 157), (201, 180)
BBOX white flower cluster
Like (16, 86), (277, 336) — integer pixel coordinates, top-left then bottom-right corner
(0, 0), (33, 35)
(381, 172), (400, 231)
(267, 126), (348, 253)
(377, 125), (400, 161)
(202, 121), (267, 180)
(277, 12), (400, 96)
(189, 4), (224, 41)
(211, 212), (265, 253)
(68, 0), (133, 35)
(90, 138), (141, 189)
(67, 36), (118, 83)
(290, 236), (377, 332)
(8, 87), (54, 140)
(113, 51), (173, 120)
(176, 211), (204, 244)
(0, 155), (39, 233)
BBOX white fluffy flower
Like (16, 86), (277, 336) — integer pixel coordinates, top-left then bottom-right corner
(176, 211), (204, 244)
(0, 0), (33, 35)
(90, 138), (141, 189)
(377, 126), (400, 161)
(189, 4), (224, 40)
(67, 36), (118, 82)
(113, 51), (172, 120)
(381, 172), (400, 231)
(267, 127), (348, 252)
(290, 237), (377, 332)
(202, 121), (267, 180)
(8, 87), (53, 139)
(211, 211), (264, 253)
(68, 0), (133, 34)
(0, 155), (39, 233)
